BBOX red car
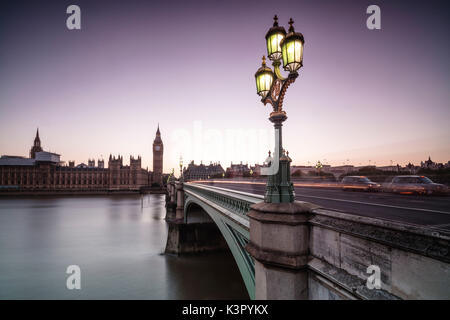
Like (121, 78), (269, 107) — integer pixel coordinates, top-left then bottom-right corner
(387, 175), (448, 195)
(341, 176), (381, 192)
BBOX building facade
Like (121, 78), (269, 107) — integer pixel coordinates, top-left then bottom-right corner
(226, 162), (251, 177)
(183, 161), (225, 181)
(0, 129), (159, 191)
(420, 156), (446, 170)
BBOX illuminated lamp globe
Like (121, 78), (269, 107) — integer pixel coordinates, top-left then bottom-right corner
(280, 18), (305, 73)
(254, 56), (274, 98)
(265, 15), (286, 61)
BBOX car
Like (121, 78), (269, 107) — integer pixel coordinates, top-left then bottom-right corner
(387, 175), (448, 195)
(341, 176), (381, 192)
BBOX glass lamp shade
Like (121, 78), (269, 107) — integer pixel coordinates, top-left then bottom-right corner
(280, 32), (304, 72)
(255, 59), (274, 98)
(265, 27), (286, 61)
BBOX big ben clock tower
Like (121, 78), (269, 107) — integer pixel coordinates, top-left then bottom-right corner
(152, 124), (164, 185)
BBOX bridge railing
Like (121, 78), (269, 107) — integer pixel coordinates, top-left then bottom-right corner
(184, 183), (264, 219)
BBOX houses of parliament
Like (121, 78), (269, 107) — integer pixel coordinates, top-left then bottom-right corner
(0, 126), (164, 192)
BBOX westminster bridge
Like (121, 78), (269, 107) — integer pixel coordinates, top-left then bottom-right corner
(165, 181), (450, 300)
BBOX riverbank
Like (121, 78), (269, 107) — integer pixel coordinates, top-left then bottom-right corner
(0, 188), (166, 196)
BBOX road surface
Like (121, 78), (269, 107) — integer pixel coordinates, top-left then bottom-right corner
(198, 181), (450, 232)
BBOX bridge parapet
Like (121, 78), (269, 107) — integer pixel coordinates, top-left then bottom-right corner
(308, 208), (450, 300)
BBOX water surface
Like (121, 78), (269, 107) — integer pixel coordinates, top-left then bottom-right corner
(0, 194), (248, 299)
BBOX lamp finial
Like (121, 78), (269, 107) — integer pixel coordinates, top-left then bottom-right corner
(273, 15), (279, 27)
(262, 55), (266, 66)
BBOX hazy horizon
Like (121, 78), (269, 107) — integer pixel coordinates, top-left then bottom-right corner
(1, 0), (449, 173)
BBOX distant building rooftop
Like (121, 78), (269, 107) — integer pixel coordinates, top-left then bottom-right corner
(35, 151), (60, 163)
(1, 155), (26, 159)
(0, 151), (61, 166)
(0, 156), (36, 166)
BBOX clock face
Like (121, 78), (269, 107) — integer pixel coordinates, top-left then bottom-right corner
(155, 146), (160, 151)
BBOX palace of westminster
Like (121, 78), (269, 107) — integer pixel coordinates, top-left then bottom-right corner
(0, 126), (164, 191)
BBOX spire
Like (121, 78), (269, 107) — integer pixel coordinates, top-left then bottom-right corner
(30, 127), (42, 158)
(34, 128), (40, 143)
(154, 124), (162, 144)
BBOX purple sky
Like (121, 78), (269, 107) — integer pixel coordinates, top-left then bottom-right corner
(1, 0), (449, 172)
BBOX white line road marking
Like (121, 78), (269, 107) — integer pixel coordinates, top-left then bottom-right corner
(429, 223), (450, 228)
(295, 194), (450, 216)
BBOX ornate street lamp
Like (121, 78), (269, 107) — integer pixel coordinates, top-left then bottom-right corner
(254, 56), (274, 99)
(316, 161), (323, 176)
(255, 15), (305, 203)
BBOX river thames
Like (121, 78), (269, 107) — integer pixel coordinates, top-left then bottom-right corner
(0, 194), (248, 299)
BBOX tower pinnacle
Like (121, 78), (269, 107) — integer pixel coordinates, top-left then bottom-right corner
(153, 124), (164, 185)
(30, 127), (43, 158)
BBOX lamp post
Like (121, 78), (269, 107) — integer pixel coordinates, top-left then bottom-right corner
(255, 15), (304, 203)
(316, 161), (323, 176)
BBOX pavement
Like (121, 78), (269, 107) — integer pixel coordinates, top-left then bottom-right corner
(198, 181), (450, 232)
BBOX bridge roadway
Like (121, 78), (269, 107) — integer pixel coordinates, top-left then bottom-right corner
(197, 181), (450, 232)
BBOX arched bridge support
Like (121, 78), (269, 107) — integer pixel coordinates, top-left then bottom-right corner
(165, 200), (228, 255)
(180, 184), (257, 299)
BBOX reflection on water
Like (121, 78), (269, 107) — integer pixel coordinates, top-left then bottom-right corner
(0, 195), (248, 299)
